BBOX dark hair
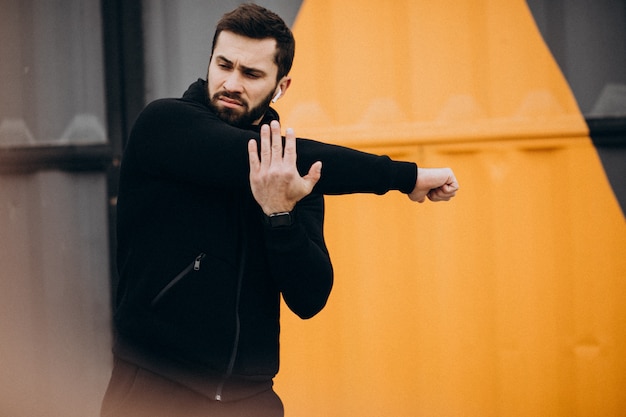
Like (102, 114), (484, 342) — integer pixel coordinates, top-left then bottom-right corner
(211, 3), (295, 81)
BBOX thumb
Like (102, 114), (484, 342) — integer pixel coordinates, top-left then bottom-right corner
(303, 161), (322, 185)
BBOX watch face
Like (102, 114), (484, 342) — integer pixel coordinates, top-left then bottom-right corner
(268, 212), (293, 227)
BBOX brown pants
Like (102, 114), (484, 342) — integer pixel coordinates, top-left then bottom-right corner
(100, 358), (284, 417)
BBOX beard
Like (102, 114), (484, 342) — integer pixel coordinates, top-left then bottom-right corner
(208, 89), (274, 128)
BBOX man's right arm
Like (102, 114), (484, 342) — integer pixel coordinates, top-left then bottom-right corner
(129, 99), (444, 198)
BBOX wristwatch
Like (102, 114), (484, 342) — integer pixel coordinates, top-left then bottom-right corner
(264, 211), (293, 228)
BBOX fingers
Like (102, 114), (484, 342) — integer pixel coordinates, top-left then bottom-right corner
(427, 181), (459, 202)
(259, 121), (300, 166)
(444, 171), (459, 193)
(255, 120), (322, 183)
(283, 127), (296, 165)
(270, 120), (283, 163)
(257, 121), (288, 166)
(282, 125), (322, 187)
(259, 124), (272, 168)
(248, 139), (259, 172)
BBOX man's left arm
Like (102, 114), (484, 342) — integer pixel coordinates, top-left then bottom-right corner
(249, 121), (332, 318)
(261, 193), (333, 319)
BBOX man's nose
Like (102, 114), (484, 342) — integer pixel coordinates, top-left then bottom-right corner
(223, 72), (243, 92)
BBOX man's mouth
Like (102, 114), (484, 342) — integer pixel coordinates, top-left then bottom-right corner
(217, 94), (245, 109)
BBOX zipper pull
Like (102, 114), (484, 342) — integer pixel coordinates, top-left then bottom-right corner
(194, 253), (206, 271)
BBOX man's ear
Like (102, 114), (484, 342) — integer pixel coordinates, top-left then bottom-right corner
(276, 77), (292, 99)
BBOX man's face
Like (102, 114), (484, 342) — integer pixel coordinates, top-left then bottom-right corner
(207, 31), (281, 127)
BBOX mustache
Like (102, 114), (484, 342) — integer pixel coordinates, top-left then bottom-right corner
(213, 91), (247, 106)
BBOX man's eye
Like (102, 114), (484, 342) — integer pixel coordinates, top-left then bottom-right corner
(245, 72), (261, 79)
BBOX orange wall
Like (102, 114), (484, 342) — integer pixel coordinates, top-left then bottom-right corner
(274, 1), (626, 416)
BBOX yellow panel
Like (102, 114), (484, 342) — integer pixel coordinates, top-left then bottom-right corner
(274, 1), (626, 416)
(277, 138), (626, 416)
(276, 0), (586, 145)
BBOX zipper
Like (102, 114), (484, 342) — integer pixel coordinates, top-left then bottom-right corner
(151, 253), (206, 306)
(193, 255), (203, 270)
(215, 196), (249, 402)
(214, 248), (244, 401)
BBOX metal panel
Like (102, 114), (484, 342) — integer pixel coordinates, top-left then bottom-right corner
(0, 1), (114, 416)
(273, 1), (626, 416)
(0, 172), (111, 417)
(0, 0), (106, 146)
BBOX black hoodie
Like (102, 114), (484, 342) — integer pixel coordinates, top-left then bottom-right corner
(112, 79), (417, 401)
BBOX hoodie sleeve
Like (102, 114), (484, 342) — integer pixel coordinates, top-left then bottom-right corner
(127, 97), (417, 196)
(262, 193), (333, 319)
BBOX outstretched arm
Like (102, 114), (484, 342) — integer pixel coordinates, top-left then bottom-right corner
(249, 120), (459, 209)
(131, 98), (455, 198)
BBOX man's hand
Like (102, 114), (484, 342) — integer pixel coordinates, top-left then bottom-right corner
(248, 120), (322, 215)
(408, 167), (459, 203)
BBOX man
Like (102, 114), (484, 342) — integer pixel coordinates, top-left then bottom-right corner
(101, 4), (458, 417)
